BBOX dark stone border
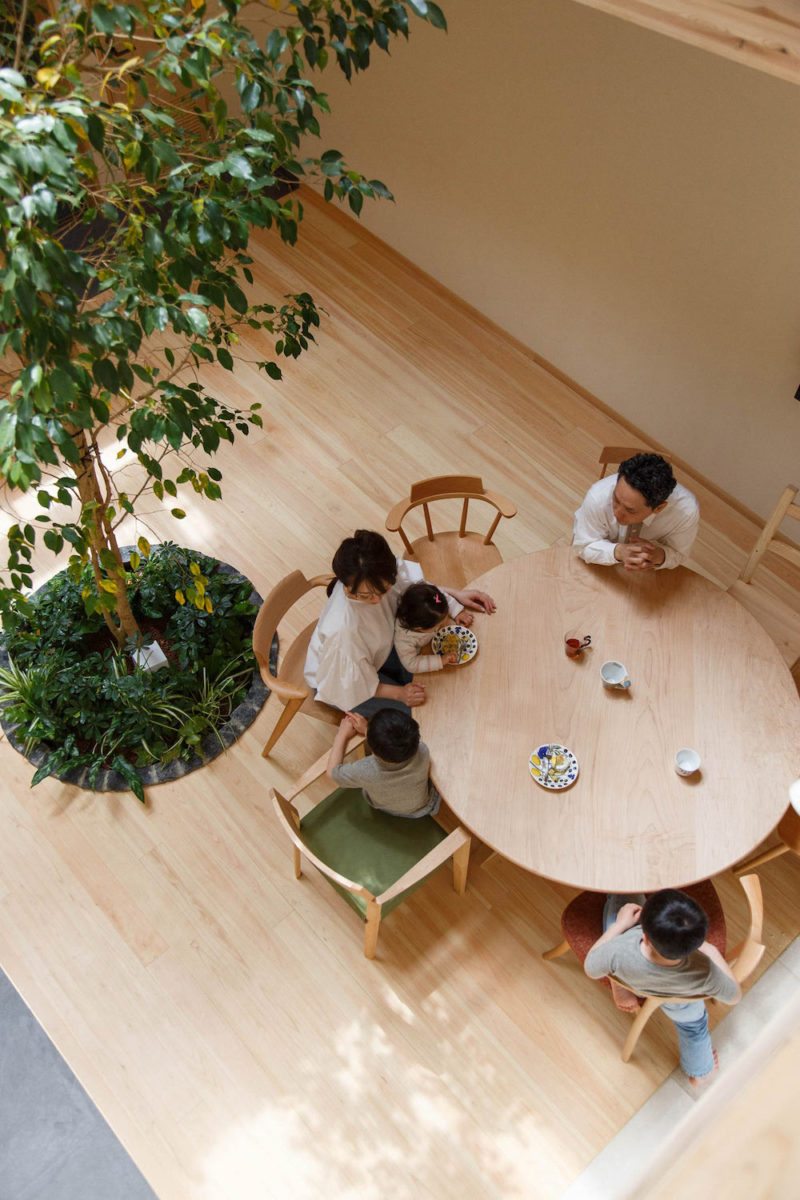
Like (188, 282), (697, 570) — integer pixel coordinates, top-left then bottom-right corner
(0, 549), (276, 794)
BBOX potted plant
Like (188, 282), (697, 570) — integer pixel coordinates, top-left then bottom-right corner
(0, 0), (446, 799)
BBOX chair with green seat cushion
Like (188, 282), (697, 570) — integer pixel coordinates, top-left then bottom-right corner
(271, 781), (471, 959)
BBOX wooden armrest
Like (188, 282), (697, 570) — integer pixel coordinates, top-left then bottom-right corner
(481, 489), (517, 518)
(271, 789), (372, 899)
(728, 939), (766, 983)
(259, 672), (310, 702)
(385, 497), (412, 532)
(286, 736), (366, 803)
(376, 827), (470, 904)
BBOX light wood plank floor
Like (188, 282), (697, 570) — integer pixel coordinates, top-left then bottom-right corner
(1, 189), (799, 1200)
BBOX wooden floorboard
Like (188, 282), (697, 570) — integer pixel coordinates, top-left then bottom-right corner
(0, 187), (798, 1200)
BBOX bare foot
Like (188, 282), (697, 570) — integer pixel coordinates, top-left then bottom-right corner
(610, 978), (641, 1013)
(689, 1048), (719, 1086)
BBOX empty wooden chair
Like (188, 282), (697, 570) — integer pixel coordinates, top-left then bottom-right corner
(385, 475), (517, 590)
(253, 570), (340, 757)
(728, 485), (800, 683)
(542, 875), (764, 1064)
(597, 446), (669, 480)
(271, 750), (471, 958)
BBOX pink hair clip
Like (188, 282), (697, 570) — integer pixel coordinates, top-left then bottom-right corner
(434, 591), (441, 603)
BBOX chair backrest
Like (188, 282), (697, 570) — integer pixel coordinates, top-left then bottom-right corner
(739, 485), (800, 584)
(252, 570), (333, 695)
(385, 474), (517, 553)
(727, 872), (765, 982)
(597, 446), (671, 480)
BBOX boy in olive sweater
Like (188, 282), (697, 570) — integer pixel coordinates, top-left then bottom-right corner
(326, 708), (439, 818)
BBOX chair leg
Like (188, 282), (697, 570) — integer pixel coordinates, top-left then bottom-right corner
(452, 837), (471, 896)
(261, 698), (302, 758)
(364, 900), (381, 959)
(542, 940), (570, 961)
(734, 842), (789, 875)
(293, 846), (302, 880)
(621, 997), (662, 1062)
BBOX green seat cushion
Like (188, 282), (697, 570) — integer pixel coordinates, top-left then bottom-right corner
(300, 787), (449, 920)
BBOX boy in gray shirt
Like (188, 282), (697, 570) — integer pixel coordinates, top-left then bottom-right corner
(585, 889), (740, 1084)
(326, 708), (439, 818)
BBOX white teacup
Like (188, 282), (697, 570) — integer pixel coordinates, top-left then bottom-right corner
(600, 660), (631, 689)
(675, 748), (701, 776)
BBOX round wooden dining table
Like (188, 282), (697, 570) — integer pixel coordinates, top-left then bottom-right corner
(418, 546), (800, 893)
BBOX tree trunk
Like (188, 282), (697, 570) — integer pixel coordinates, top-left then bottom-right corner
(71, 426), (141, 646)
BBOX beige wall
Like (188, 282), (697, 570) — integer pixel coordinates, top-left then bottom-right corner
(294, 0), (800, 520)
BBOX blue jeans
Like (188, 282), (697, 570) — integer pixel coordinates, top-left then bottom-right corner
(603, 894), (715, 1080)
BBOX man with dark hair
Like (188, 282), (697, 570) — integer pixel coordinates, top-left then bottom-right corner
(326, 708), (439, 818)
(573, 453), (699, 571)
(584, 889), (740, 1084)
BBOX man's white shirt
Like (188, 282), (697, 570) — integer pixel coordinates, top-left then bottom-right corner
(572, 474), (699, 569)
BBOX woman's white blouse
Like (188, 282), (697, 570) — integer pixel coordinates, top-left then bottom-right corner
(304, 558), (459, 711)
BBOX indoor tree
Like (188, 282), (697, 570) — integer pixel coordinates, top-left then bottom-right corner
(0, 0), (446, 644)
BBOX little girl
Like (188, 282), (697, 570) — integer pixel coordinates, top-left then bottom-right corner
(394, 582), (468, 673)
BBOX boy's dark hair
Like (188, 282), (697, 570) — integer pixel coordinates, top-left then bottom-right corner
(395, 582), (449, 631)
(367, 708), (420, 763)
(640, 889), (708, 959)
(328, 529), (398, 597)
(618, 453), (677, 510)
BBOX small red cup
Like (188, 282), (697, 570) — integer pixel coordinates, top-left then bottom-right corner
(565, 633), (591, 658)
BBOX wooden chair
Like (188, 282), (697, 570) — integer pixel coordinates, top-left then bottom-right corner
(542, 876), (764, 1064)
(271, 750), (471, 958)
(597, 446), (669, 479)
(734, 801), (800, 875)
(253, 570), (340, 757)
(384, 475), (517, 590)
(728, 485), (800, 682)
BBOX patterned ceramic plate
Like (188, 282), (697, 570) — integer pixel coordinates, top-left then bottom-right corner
(529, 744), (579, 790)
(430, 623), (478, 664)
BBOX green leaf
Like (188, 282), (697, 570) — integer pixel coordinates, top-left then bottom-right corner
(217, 348), (234, 370)
(266, 29), (288, 60)
(145, 226), (164, 255)
(154, 140), (182, 168)
(183, 308), (207, 337)
(110, 756), (146, 804)
(86, 113), (105, 151)
(240, 81), (262, 113)
(426, 2), (447, 29)
(225, 284), (248, 314)
(225, 154), (253, 180)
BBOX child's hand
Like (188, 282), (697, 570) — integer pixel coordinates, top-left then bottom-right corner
(455, 609), (473, 627)
(613, 903), (643, 931)
(344, 711), (368, 736)
(442, 651), (460, 666)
